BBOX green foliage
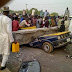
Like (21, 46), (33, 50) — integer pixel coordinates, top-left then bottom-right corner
(9, 8), (40, 15)
(0, 8), (59, 17)
(28, 9), (32, 14)
(9, 10), (22, 14)
(38, 11), (41, 15)
(50, 12), (58, 16)
(9, 10), (14, 13)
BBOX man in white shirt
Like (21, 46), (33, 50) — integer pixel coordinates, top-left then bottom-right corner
(64, 7), (70, 19)
(64, 16), (70, 31)
(19, 17), (30, 28)
(0, 6), (14, 70)
(23, 10), (26, 15)
(32, 9), (35, 16)
(58, 17), (63, 27)
(69, 19), (72, 33)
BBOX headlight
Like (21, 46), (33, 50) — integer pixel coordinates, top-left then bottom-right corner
(58, 36), (61, 39)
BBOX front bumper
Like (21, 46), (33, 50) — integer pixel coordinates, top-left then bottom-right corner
(52, 35), (72, 48)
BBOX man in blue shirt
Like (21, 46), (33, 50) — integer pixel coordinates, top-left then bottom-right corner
(44, 10), (49, 17)
(20, 15), (25, 22)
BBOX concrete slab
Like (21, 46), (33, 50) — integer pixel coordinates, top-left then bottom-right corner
(13, 27), (58, 45)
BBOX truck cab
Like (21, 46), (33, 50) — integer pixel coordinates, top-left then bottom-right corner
(29, 31), (72, 53)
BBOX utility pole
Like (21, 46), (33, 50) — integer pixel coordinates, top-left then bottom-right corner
(26, 4), (28, 13)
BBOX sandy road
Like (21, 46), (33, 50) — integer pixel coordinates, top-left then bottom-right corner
(5, 45), (72, 72)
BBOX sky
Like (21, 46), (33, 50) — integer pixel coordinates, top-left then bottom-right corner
(5, 0), (72, 15)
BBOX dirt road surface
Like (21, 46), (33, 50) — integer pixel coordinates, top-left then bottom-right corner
(6, 45), (72, 72)
(0, 45), (72, 72)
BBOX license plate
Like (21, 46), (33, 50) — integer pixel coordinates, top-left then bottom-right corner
(67, 38), (70, 42)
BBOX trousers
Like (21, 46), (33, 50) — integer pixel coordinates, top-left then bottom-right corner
(1, 54), (9, 67)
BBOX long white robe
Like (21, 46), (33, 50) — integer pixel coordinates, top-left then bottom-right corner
(0, 15), (14, 55)
(69, 20), (72, 33)
(64, 10), (70, 18)
(58, 19), (63, 26)
(32, 9), (35, 16)
(64, 20), (70, 31)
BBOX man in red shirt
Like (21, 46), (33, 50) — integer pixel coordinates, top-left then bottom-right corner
(12, 16), (19, 31)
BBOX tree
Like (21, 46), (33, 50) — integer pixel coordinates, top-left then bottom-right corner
(50, 12), (58, 16)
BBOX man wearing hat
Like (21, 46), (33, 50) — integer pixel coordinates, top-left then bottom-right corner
(0, 6), (14, 70)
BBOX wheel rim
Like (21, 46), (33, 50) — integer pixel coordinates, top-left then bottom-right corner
(44, 45), (50, 52)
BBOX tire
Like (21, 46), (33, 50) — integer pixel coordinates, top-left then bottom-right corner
(42, 42), (53, 53)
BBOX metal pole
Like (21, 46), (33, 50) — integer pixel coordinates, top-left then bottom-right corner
(26, 4), (28, 13)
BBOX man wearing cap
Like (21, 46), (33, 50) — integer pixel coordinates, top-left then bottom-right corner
(0, 6), (14, 70)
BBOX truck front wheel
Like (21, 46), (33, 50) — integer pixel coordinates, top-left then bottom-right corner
(42, 42), (53, 53)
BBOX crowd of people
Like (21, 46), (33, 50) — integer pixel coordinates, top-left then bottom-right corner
(8, 9), (70, 32)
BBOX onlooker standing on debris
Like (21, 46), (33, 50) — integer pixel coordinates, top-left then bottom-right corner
(12, 16), (19, 31)
(36, 16), (43, 28)
(44, 10), (49, 17)
(69, 18), (72, 33)
(42, 18), (45, 28)
(64, 16), (70, 31)
(51, 17), (55, 27)
(19, 17), (30, 28)
(20, 15), (25, 23)
(32, 8), (35, 16)
(56, 16), (59, 26)
(32, 16), (37, 26)
(59, 21), (65, 32)
(0, 7), (14, 70)
(23, 10), (26, 15)
(58, 16), (63, 26)
(49, 17), (51, 27)
(44, 17), (49, 28)
(9, 13), (14, 21)
(64, 7), (70, 19)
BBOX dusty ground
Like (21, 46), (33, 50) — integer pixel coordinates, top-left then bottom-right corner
(3, 45), (72, 72)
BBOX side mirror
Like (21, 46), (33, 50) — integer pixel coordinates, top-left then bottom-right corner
(19, 60), (40, 72)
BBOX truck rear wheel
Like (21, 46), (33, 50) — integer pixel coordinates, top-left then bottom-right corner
(42, 42), (53, 53)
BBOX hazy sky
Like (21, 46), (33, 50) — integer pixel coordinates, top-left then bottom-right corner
(5, 0), (72, 15)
